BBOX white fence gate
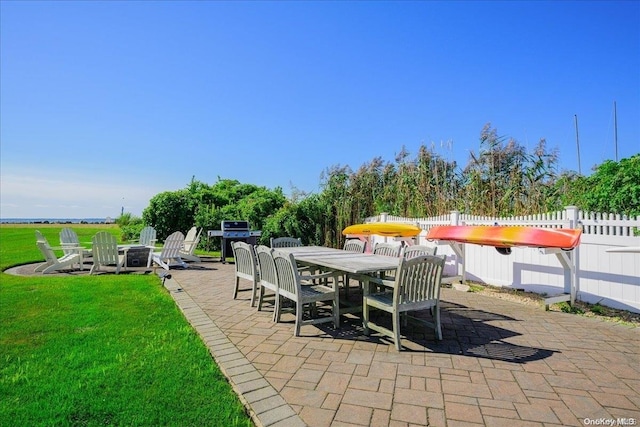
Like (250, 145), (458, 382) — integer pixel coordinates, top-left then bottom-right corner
(364, 206), (640, 313)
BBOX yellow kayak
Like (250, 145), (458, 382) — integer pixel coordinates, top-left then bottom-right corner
(342, 222), (421, 237)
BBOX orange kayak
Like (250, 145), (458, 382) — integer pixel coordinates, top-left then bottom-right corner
(426, 225), (581, 250)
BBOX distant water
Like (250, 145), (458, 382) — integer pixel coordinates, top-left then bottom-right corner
(0, 218), (111, 224)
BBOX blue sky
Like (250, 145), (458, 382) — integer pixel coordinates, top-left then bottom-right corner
(1, 1), (638, 219)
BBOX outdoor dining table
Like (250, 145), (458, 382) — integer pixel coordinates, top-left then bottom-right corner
(276, 245), (400, 275)
(275, 245), (402, 314)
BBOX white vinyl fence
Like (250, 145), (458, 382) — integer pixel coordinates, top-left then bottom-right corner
(364, 206), (640, 313)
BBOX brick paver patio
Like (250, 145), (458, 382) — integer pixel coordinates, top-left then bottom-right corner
(164, 260), (639, 427)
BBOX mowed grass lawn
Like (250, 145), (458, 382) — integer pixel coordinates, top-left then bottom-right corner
(0, 224), (252, 426)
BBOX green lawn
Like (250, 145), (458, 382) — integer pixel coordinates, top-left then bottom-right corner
(0, 225), (252, 426)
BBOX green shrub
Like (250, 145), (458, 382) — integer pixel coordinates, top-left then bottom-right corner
(557, 302), (585, 314)
(590, 303), (606, 315)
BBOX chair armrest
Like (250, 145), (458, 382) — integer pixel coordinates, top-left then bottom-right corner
(299, 270), (337, 282)
(52, 245), (82, 250)
(357, 274), (394, 288)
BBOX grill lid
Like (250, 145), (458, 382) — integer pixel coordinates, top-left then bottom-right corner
(221, 220), (250, 231)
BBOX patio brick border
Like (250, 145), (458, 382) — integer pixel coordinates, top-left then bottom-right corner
(164, 274), (305, 427)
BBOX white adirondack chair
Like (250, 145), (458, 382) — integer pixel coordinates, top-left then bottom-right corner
(138, 226), (157, 247)
(34, 230), (83, 274)
(90, 231), (125, 275)
(59, 227), (92, 258)
(180, 226), (202, 263)
(148, 231), (187, 270)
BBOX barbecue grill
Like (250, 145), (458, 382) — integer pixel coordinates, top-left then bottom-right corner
(208, 220), (262, 263)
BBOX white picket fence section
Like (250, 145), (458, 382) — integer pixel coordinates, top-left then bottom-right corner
(364, 206), (640, 313)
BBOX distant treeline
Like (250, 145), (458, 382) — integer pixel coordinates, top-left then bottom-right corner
(0, 219), (112, 225)
(120, 124), (639, 249)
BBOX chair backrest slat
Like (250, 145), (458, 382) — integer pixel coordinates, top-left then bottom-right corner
(139, 226), (157, 247)
(59, 228), (81, 255)
(160, 232), (185, 257)
(35, 230), (47, 243)
(343, 239), (366, 253)
(182, 227), (202, 253)
(35, 230), (57, 263)
(270, 237), (302, 248)
(373, 242), (402, 257)
(395, 255), (445, 306)
(60, 227), (79, 244)
(232, 241), (258, 282)
(255, 245), (277, 288)
(184, 226), (198, 242)
(92, 232), (120, 265)
(402, 244), (437, 259)
(272, 250), (299, 297)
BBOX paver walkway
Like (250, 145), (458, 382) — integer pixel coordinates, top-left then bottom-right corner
(164, 260), (639, 426)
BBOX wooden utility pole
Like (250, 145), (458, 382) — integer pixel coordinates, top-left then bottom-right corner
(614, 101), (618, 162)
(574, 114), (582, 175)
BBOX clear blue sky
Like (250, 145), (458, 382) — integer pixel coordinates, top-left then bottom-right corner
(1, 1), (638, 219)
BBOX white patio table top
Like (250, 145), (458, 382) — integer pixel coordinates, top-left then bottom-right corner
(275, 245), (400, 275)
(275, 246), (400, 315)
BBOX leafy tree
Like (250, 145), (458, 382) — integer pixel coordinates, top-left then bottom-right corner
(116, 212), (145, 242)
(132, 178), (284, 250)
(261, 194), (326, 246)
(565, 154), (640, 216)
(192, 179), (286, 233)
(143, 189), (196, 241)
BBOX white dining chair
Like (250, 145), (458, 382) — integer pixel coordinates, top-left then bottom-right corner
(231, 241), (259, 307)
(270, 237), (302, 248)
(363, 254), (446, 350)
(255, 245), (278, 319)
(272, 249), (339, 336)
